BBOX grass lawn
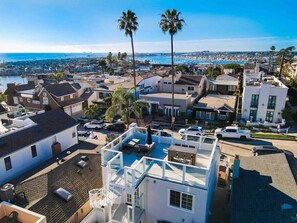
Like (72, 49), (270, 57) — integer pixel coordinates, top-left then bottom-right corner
(252, 133), (296, 140)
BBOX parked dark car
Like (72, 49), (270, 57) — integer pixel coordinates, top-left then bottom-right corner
(251, 145), (294, 157)
(112, 115), (122, 123)
(77, 116), (91, 124)
(107, 122), (126, 132)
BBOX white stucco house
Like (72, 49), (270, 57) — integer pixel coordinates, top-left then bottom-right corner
(0, 109), (78, 185)
(82, 126), (220, 223)
(241, 72), (288, 124)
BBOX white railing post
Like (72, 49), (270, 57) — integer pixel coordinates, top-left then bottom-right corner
(132, 169), (136, 186)
(182, 165), (186, 183)
(158, 130), (161, 143)
(143, 158), (146, 173)
(185, 134), (188, 145)
(124, 167), (127, 186)
(162, 161), (166, 178)
(120, 153), (124, 169)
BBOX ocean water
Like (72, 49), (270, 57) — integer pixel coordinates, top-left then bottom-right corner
(0, 53), (105, 62)
(0, 53), (245, 65)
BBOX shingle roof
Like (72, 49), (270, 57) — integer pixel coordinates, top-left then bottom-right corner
(231, 154), (297, 223)
(15, 82), (35, 92)
(175, 74), (203, 85)
(0, 109), (77, 157)
(58, 97), (84, 107)
(14, 153), (102, 223)
(44, 83), (76, 97)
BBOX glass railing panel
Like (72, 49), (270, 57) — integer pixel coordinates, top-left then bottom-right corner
(146, 159), (163, 178)
(164, 162), (184, 183)
(185, 166), (207, 186)
(110, 154), (122, 175)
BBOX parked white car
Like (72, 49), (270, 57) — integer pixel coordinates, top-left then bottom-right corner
(215, 126), (251, 141)
(83, 120), (105, 129)
(178, 126), (205, 136)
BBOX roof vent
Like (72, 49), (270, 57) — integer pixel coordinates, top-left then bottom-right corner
(54, 187), (73, 202)
(77, 160), (88, 168)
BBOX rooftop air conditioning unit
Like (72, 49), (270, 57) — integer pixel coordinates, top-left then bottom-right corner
(0, 183), (15, 202)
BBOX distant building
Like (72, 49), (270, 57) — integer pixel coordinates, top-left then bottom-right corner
(208, 74), (238, 95)
(193, 94), (236, 121)
(241, 72), (288, 123)
(0, 109), (78, 185)
(4, 82), (88, 116)
(231, 153), (297, 223)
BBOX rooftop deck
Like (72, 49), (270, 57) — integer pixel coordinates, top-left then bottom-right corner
(101, 127), (218, 189)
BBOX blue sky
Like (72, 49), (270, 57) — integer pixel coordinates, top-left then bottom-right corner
(0, 0), (296, 52)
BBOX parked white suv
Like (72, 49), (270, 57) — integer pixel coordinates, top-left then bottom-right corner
(83, 120), (105, 129)
(178, 126), (205, 136)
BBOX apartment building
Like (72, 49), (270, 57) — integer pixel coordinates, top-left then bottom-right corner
(241, 72), (288, 123)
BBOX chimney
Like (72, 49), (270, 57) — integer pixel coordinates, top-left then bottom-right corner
(232, 154), (240, 179)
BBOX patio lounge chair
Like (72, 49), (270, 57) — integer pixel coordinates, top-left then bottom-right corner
(136, 142), (155, 157)
(121, 138), (140, 154)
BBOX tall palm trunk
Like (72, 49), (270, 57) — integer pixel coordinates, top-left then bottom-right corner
(171, 34), (175, 130)
(131, 35), (137, 99)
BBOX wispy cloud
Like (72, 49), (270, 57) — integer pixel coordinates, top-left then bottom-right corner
(1, 37), (296, 53)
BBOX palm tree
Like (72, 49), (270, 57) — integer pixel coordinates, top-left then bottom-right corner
(160, 9), (185, 130)
(118, 10), (139, 98)
(269, 45), (276, 74)
(20, 74), (26, 84)
(105, 87), (149, 125)
(85, 104), (101, 119)
(51, 72), (64, 82)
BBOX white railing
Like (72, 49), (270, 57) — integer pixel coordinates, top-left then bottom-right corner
(89, 188), (117, 208)
(101, 126), (218, 190)
(124, 156), (209, 188)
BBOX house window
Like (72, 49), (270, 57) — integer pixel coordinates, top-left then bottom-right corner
(126, 188), (139, 205)
(249, 109), (257, 122)
(19, 97), (23, 102)
(250, 94), (259, 108)
(70, 94), (73, 99)
(43, 96), (49, 105)
(267, 96), (276, 109)
(209, 85), (216, 91)
(266, 111), (274, 122)
(169, 190), (193, 211)
(188, 86), (194, 91)
(196, 110), (205, 119)
(205, 112), (215, 120)
(228, 85), (236, 92)
(164, 82), (168, 84)
(72, 131), (76, 138)
(61, 96), (64, 101)
(31, 145), (37, 158)
(4, 157), (12, 171)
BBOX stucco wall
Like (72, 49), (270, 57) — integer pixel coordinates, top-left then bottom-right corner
(0, 126), (78, 185)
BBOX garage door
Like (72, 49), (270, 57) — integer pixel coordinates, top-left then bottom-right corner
(71, 103), (82, 114)
(64, 108), (71, 116)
